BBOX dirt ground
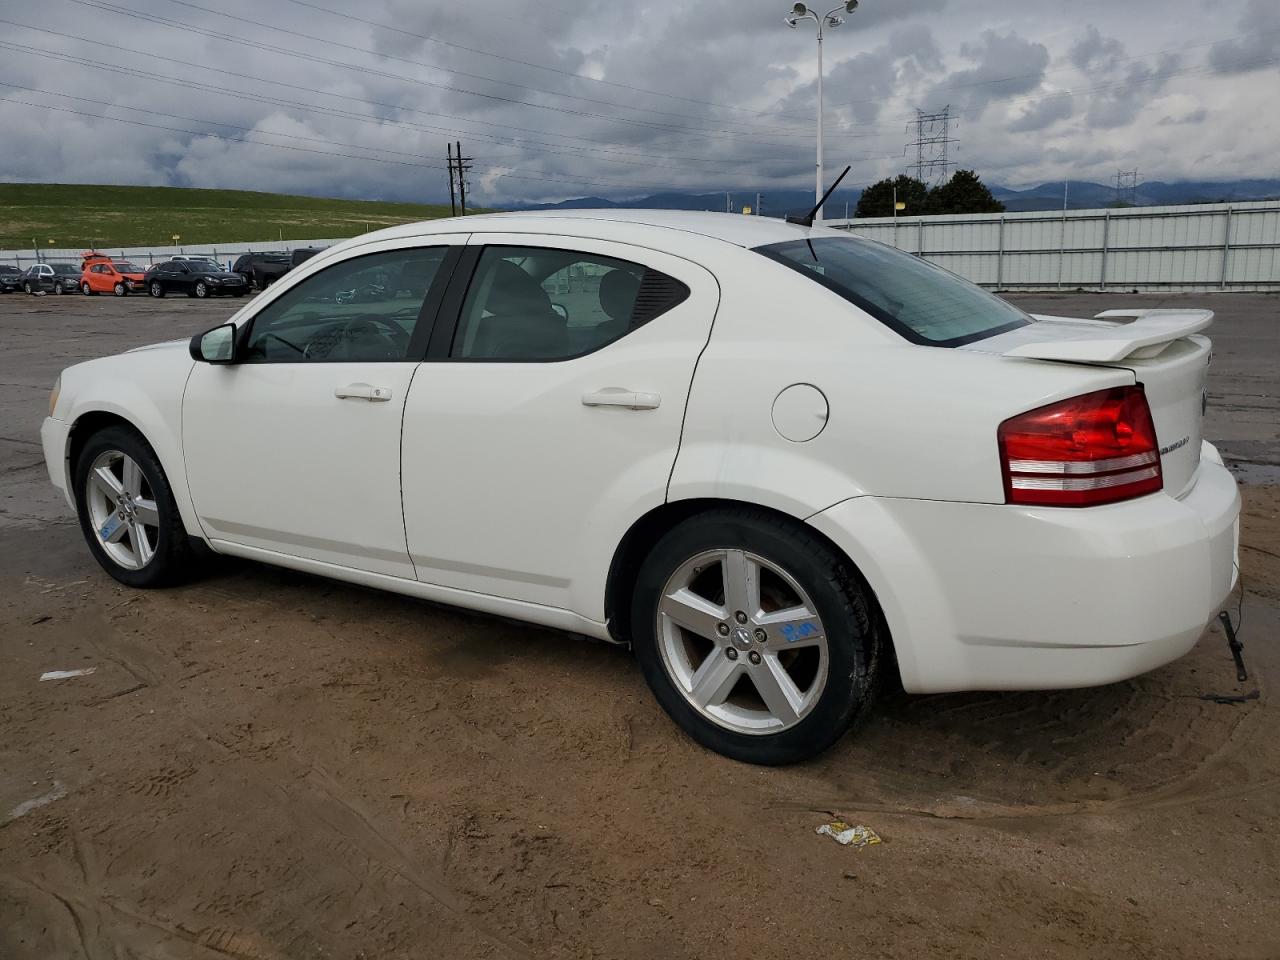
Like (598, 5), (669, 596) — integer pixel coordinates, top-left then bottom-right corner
(1, 290), (1278, 959)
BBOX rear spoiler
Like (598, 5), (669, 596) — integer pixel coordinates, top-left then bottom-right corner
(1003, 309), (1214, 363)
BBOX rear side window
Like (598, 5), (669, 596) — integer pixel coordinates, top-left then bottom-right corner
(756, 237), (1031, 347)
(452, 246), (689, 361)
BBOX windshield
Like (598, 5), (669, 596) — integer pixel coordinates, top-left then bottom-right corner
(114, 261), (143, 273)
(186, 260), (221, 272)
(52, 264), (80, 275)
(755, 236), (1032, 347)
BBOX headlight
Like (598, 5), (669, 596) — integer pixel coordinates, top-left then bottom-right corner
(49, 375), (61, 417)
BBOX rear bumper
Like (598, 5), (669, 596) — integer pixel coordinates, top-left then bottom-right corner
(808, 441), (1241, 694)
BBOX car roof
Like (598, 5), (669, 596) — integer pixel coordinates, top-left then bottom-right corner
(348, 209), (848, 251)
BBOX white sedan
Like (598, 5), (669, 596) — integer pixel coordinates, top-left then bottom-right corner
(41, 211), (1240, 764)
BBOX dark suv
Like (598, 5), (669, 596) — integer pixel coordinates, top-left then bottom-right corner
(143, 259), (249, 298)
(232, 252), (291, 290)
(0, 264), (22, 293)
(22, 262), (82, 295)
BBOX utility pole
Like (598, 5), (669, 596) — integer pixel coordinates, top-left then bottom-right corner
(447, 143), (457, 216)
(906, 105), (957, 186)
(454, 140), (473, 215)
(756, 192), (762, 216)
(1113, 169), (1139, 205)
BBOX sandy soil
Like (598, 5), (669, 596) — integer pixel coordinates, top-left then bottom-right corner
(1, 292), (1278, 959)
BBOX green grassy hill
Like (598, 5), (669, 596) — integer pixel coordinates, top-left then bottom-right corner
(0, 183), (459, 249)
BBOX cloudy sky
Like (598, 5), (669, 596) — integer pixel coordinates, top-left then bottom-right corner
(0, 0), (1277, 204)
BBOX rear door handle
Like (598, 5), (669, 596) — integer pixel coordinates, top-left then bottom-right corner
(582, 388), (661, 410)
(335, 383), (393, 402)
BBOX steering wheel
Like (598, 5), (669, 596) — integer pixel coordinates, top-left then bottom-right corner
(302, 316), (410, 360)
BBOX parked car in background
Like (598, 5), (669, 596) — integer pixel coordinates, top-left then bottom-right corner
(143, 258), (249, 298)
(0, 264), (22, 293)
(22, 262), (82, 295)
(232, 252), (291, 290)
(39, 211), (1240, 764)
(80, 254), (148, 297)
(290, 246), (326, 268)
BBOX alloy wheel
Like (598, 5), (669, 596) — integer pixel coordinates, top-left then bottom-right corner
(656, 548), (830, 735)
(195, 282), (208, 298)
(150, 282), (163, 298)
(82, 282), (91, 296)
(114, 283), (125, 296)
(84, 449), (160, 570)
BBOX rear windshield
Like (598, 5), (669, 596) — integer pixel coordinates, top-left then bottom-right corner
(755, 236), (1032, 347)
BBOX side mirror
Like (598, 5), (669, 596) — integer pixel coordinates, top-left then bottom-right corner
(190, 323), (237, 364)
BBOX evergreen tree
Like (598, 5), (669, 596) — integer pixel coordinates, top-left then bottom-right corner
(855, 175), (930, 218)
(927, 169), (1005, 214)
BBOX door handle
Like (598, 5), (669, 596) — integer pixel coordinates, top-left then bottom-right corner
(581, 388), (661, 410)
(334, 383), (393, 402)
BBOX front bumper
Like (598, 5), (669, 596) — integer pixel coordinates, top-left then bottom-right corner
(41, 416), (74, 511)
(808, 442), (1241, 694)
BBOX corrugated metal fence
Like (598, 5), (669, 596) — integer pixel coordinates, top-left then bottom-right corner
(827, 200), (1280, 293)
(1, 239), (346, 272)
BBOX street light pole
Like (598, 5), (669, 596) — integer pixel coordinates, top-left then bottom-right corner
(786, 1), (859, 223)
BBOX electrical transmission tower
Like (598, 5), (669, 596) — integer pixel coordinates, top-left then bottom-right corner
(1113, 169), (1139, 206)
(906, 106), (957, 186)
(447, 141), (473, 216)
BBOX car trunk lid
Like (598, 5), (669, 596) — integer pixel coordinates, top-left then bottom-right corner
(963, 309), (1213, 497)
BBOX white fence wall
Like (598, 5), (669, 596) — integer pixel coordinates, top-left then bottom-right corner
(827, 200), (1280, 292)
(1, 238), (347, 271)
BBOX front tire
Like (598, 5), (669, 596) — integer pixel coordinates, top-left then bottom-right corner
(149, 281), (165, 298)
(73, 425), (195, 588)
(54, 281), (66, 295)
(631, 509), (883, 765)
(194, 281), (208, 298)
(113, 282), (126, 296)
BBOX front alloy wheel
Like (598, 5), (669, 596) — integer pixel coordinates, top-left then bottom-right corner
(632, 509), (883, 765)
(194, 281), (209, 298)
(149, 281), (164, 298)
(74, 425), (195, 587)
(84, 449), (160, 570)
(113, 282), (126, 296)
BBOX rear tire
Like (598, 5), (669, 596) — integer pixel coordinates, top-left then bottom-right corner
(23, 281), (32, 294)
(73, 425), (195, 589)
(81, 282), (92, 296)
(631, 508), (883, 765)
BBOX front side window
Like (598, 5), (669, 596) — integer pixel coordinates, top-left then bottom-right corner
(244, 247), (448, 363)
(453, 246), (688, 360)
(755, 237), (1032, 347)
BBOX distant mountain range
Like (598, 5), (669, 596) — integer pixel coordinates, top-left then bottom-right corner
(511, 179), (1280, 217)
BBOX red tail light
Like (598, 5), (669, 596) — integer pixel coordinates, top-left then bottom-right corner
(998, 386), (1162, 507)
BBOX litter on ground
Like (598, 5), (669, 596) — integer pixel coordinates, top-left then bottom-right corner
(816, 821), (882, 847)
(39, 668), (97, 681)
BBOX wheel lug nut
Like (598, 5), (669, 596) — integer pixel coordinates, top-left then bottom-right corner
(748, 651), (762, 665)
(716, 622), (730, 636)
(734, 611), (748, 624)
(754, 628), (767, 643)
(726, 648), (739, 661)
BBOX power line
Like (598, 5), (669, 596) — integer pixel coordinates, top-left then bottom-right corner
(0, 35), (873, 164)
(60, 0), (818, 139)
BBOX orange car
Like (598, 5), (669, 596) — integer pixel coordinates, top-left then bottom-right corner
(80, 253), (147, 296)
